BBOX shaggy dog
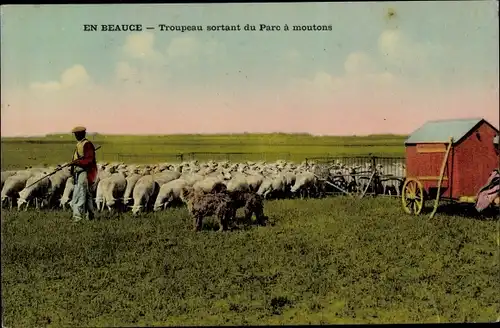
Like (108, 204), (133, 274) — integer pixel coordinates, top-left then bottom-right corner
(227, 190), (268, 226)
(180, 187), (236, 232)
(211, 182), (228, 194)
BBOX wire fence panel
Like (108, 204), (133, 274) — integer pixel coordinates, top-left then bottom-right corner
(184, 152), (294, 162)
(113, 152), (295, 163)
(307, 156), (406, 197)
(115, 153), (184, 163)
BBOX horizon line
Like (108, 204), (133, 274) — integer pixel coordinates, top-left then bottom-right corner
(0, 132), (410, 139)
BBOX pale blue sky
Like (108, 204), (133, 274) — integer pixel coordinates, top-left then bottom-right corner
(1, 2), (498, 136)
(2, 2), (497, 88)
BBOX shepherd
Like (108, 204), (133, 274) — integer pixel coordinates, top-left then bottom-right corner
(69, 126), (98, 222)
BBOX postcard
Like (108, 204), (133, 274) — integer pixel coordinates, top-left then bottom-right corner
(1, 2), (499, 326)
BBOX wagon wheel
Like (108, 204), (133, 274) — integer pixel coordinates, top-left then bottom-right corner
(402, 178), (425, 215)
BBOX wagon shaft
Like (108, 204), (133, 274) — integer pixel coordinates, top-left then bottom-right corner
(314, 176), (354, 197)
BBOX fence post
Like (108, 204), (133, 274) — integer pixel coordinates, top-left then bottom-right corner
(371, 155), (380, 196)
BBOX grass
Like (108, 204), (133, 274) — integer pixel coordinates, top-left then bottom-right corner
(1, 197), (498, 326)
(1, 133), (406, 170)
(1, 133), (498, 325)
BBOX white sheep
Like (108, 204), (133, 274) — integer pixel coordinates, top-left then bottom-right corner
(192, 176), (226, 193)
(1, 171), (17, 190)
(153, 178), (189, 211)
(102, 172), (127, 211)
(130, 175), (159, 215)
(290, 172), (317, 198)
(256, 178), (276, 199)
(152, 171), (181, 186)
(17, 173), (52, 210)
(94, 179), (108, 212)
(46, 168), (71, 208)
(181, 173), (206, 186)
(225, 178), (250, 193)
(1, 172), (31, 209)
(122, 173), (142, 207)
(245, 174), (264, 192)
(60, 176), (75, 210)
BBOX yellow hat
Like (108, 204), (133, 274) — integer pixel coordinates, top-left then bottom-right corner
(71, 126), (86, 133)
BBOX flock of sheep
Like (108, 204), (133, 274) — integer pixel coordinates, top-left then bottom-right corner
(1, 159), (406, 219)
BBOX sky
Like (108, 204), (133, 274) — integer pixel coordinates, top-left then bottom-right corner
(1, 2), (499, 136)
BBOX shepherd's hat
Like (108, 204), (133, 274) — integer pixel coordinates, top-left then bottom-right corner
(71, 126), (86, 133)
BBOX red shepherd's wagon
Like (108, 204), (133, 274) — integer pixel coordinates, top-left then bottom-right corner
(402, 118), (499, 216)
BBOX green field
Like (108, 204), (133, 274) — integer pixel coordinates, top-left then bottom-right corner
(1, 133), (407, 170)
(1, 134), (498, 326)
(2, 198), (498, 326)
